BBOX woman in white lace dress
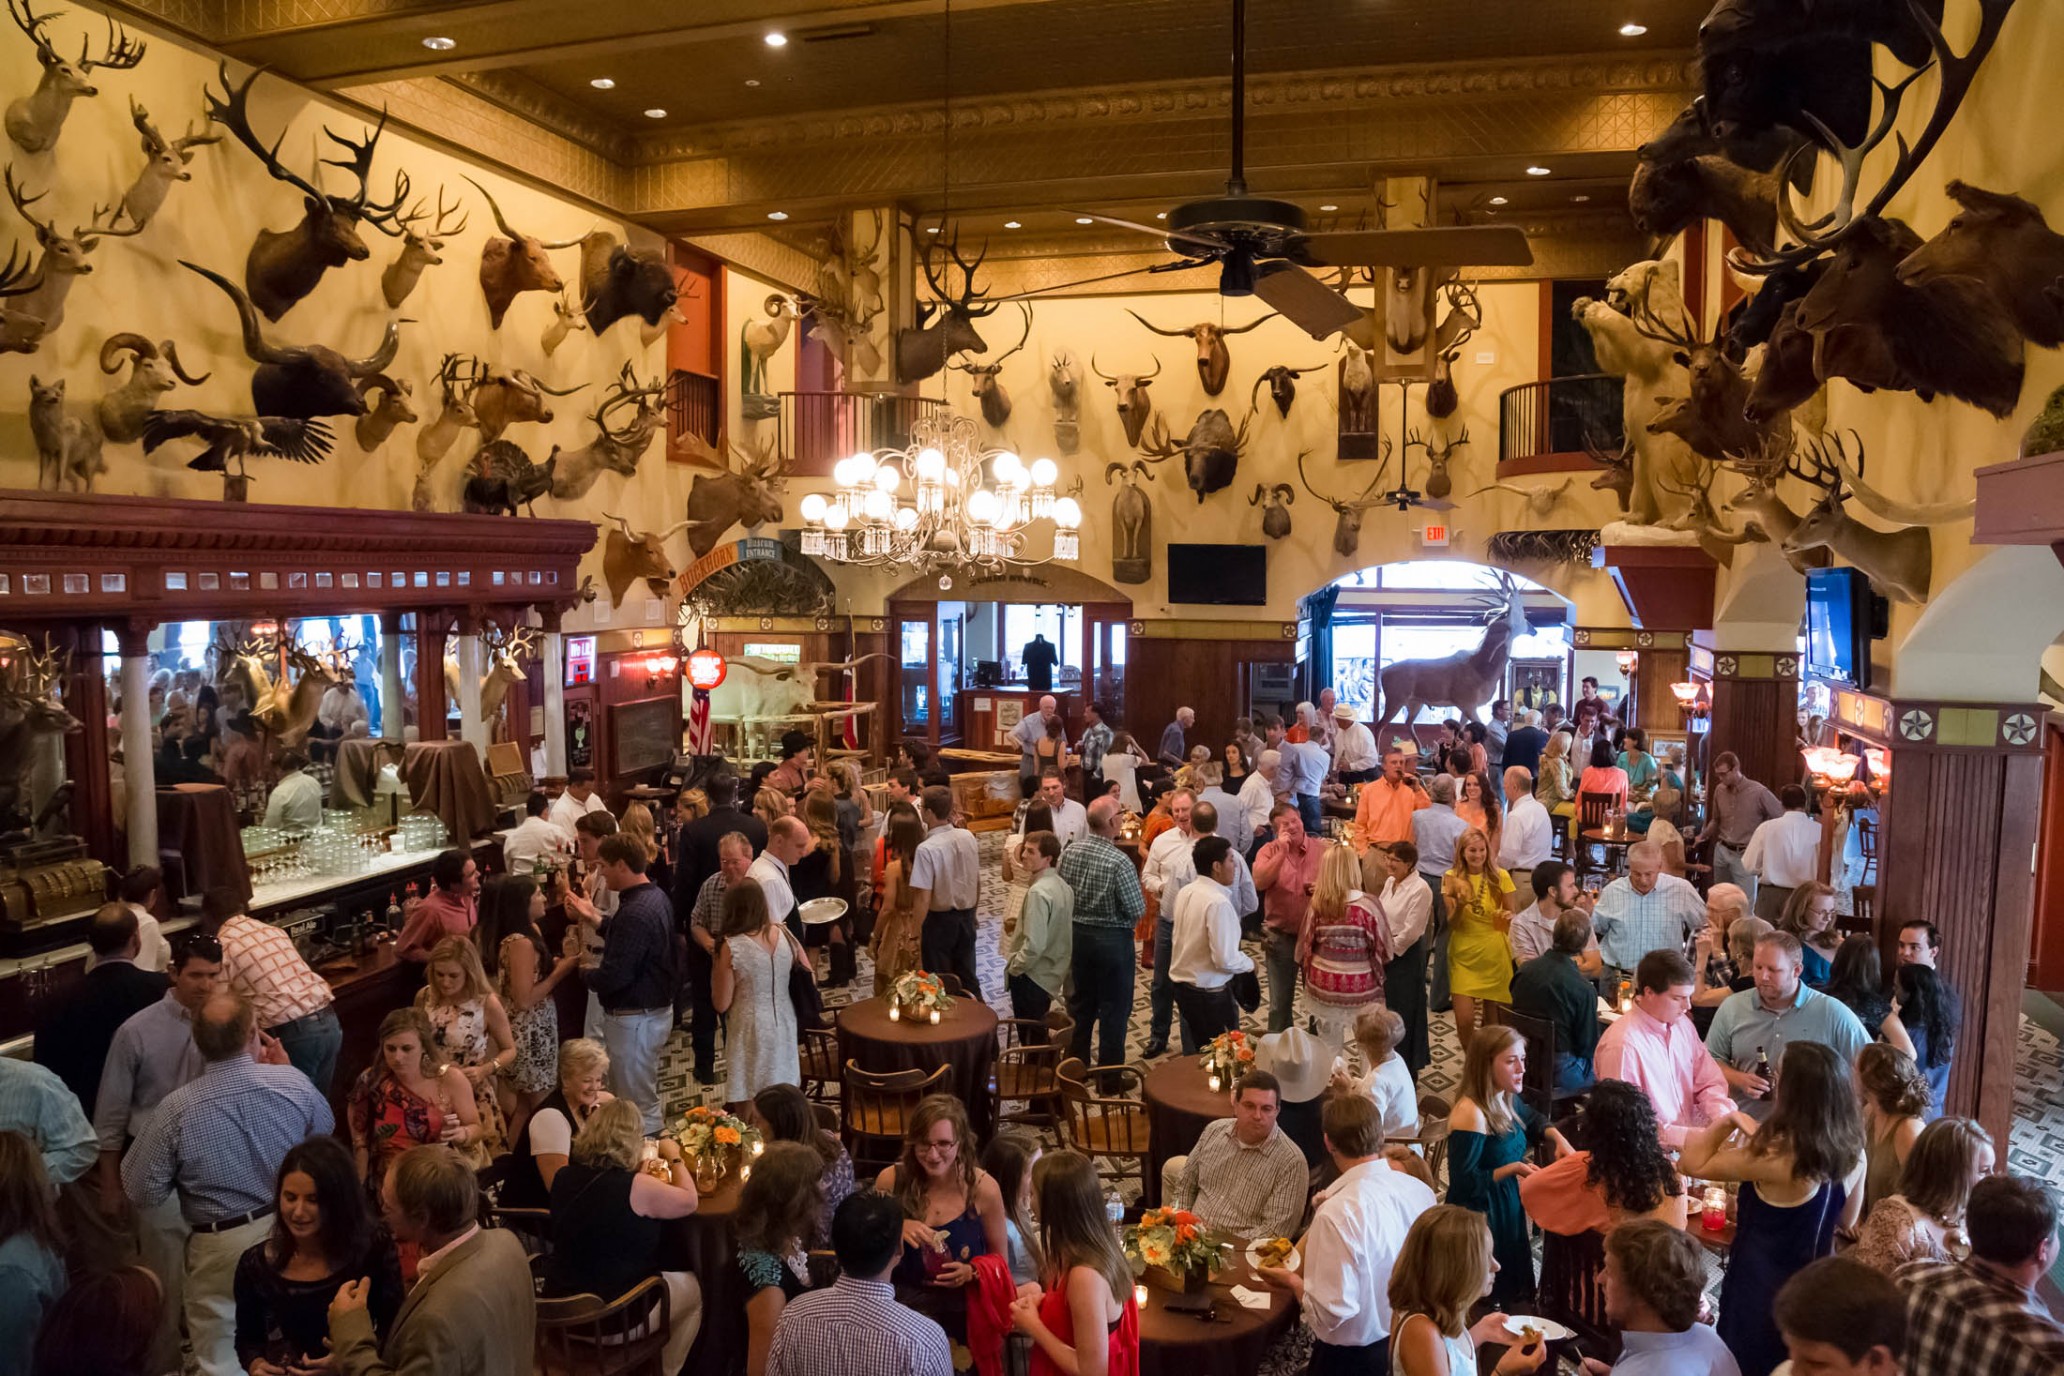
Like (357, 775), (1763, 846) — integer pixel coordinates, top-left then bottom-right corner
(713, 877), (802, 1113)
(417, 936), (514, 1158)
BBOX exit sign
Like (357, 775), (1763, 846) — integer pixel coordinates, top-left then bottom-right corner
(1419, 523), (1450, 547)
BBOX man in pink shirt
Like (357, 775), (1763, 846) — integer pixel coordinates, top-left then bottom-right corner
(396, 849), (481, 962)
(1592, 948), (1736, 1148)
(1252, 802), (1325, 1033)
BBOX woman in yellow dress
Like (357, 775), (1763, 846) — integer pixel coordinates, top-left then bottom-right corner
(1442, 826), (1517, 1056)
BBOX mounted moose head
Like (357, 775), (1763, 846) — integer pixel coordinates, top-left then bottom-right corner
(0, 167), (145, 353)
(679, 432), (789, 558)
(1048, 350), (1080, 455)
(1628, 102), (1793, 257)
(1249, 482), (1295, 539)
(546, 363), (664, 500)
(1426, 281), (1482, 420)
(896, 226), (999, 383)
(600, 512), (695, 606)
(380, 186), (465, 309)
(116, 99), (219, 231)
(352, 374), (416, 452)
(464, 174), (587, 328)
(1102, 459), (1155, 585)
(183, 259), (403, 419)
(1779, 434), (1934, 603)
(1298, 446), (1392, 558)
(1406, 426), (1469, 501)
(1139, 408), (1252, 503)
(207, 64), (413, 322)
(96, 332), (208, 444)
(577, 229), (678, 335)
(1250, 361), (1327, 419)
(950, 302), (1031, 430)
(471, 368), (585, 442)
(4, 0), (145, 154)
(1089, 354), (1160, 447)
(1898, 181), (2064, 348)
(1127, 310), (1273, 397)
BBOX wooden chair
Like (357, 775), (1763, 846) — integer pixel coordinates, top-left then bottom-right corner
(1855, 815), (1879, 886)
(1488, 1003), (1586, 1121)
(938, 973), (969, 997)
(489, 1206), (554, 1261)
(995, 1018), (1067, 1137)
(810, 1101), (839, 1136)
(1841, 884), (1877, 938)
(841, 1061), (947, 1174)
(1055, 1057), (1151, 1188)
(1536, 1229), (1619, 1362)
(799, 1010), (842, 1101)
(1575, 791), (1623, 879)
(535, 1277), (671, 1376)
(1414, 1093), (1453, 1191)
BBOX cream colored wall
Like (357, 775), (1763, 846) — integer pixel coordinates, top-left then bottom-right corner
(723, 265), (796, 443)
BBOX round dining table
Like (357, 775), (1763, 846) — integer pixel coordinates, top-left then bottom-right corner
(1136, 1252), (1300, 1376)
(837, 994), (1001, 1139)
(658, 1161), (749, 1375)
(1141, 1055), (1235, 1205)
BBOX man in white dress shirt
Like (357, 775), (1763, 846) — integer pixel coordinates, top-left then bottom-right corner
(1010, 695), (1063, 796)
(909, 786), (982, 998)
(260, 750), (324, 833)
(749, 816), (808, 940)
(1497, 764), (1554, 899)
(1140, 790), (1200, 1059)
(1168, 836), (1255, 1046)
(1507, 860), (1601, 974)
(111, 866), (170, 973)
(1035, 768), (1088, 848)
(1240, 749), (1281, 854)
(501, 791), (573, 875)
(1330, 702), (1379, 785)
(1370, 841), (1435, 1081)
(1255, 1093), (1436, 1373)
(548, 766), (612, 835)
(1743, 784), (1824, 921)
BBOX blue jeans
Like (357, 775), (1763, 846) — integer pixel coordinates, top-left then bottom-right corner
(1068, 925), (1136, 1071)
(269, 1005), (341, 1096)
(602, 1007), (673, 1131)
(1554, 1053), (1595, 1094)
(1296, 793), (1323, 833)
(1262, 928), (1300, 1032)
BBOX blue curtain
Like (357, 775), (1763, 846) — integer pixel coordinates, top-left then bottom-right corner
(1303, 585), (1340, 706)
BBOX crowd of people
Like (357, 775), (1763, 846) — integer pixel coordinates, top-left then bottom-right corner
(1, 693), (2054, 1376)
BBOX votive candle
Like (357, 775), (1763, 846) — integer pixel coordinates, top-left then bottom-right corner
(888, 1005), (900, 1022)
(1134, 1284), (1149, 1308)
(929, 1009), (941, 1024)
(1702, 1186), (1728, 1231)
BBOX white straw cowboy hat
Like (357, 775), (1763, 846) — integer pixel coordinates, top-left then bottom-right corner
(1257, 1026), (1329, 1104)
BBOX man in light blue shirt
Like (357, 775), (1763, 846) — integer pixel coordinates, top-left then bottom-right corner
(1587, 1219), (1741, 1376)
(1279, 730), (1332, 835)
(0, 1055), (96, 1185)
(1592, 841), (1705, 982)
(1704, 930), (1867, 1120)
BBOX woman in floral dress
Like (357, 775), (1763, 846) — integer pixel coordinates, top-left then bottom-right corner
(416, 937), (514, 1159)
(347, 1007), (484, 1198)
(477, 873), (578, 1138)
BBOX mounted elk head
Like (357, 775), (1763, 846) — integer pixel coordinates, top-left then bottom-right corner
(0, 167), (144, 353)
(1898, 181), (2064, 348)
(116, 99), (219, 231)
(1090, 353), (1160, 447)
(416, 352), (486, 467)
(206, 64), (412, 322)
(1583, 431), (1635, 514)
(1048, 349), (1080, 455)
(260, 640), (347, 745)
(464, 174), (586, 328)
(471, 368), (584, 442)
(950, 301), (1031, 429)
(1426, 281), (1482, 420)
(1103, 459), (1155, 585)
(380, 186), (464, 309)
(1627, 298), (1783, 462)
(1298, 445), (1392, 558)
(577, 229), (678, 335)
(896, 226), (999, 383)
(183, 260), (403, 419)
(600, 511), (695, 606)
(1139, 407), (1252, 503)
(96, 333), (208, 445)
(545, 363), (664, 500)
(1779, 434), (1934, 602)
(1250, 482), (1295, 539)
(1715, 437), (1827, 573)
(1407, 426), (1469, 501)
(352, 374), (415, 452)
(1127, 310), (1272, 397)
(4, 0), (144, 154)
(1250, 361), (1327, 419)
(678, 431), (789, 557)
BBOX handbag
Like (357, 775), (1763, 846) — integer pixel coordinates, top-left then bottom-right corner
(1230, 968), (1261, 1013)
(784, 930), (825, 1030)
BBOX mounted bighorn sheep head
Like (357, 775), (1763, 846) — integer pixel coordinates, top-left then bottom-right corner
(678, 431), (789, 557)
(1103, 459), (1155, 585)
(353, 374), (416, 453)
(896, 224), (1000, 383)
(1048, 349), (1080, 455)
(600, 511), (696, 606)
(1251, 361), (1327, 419)
(116, 99), (219, 231)
(1127, 310), (1273, 397)
(1406, 426), (1469, 501)
(1090, 354), (1160, 448)
(577, 229), (678, 335)
(182, 259), (402, 419)
(464, 174), (587, 328)
(96, 332), (208, 444)
(1139, 407), (1252, 503)
(1249, 482), (1295, 539)
(1, 166), (145, 354)
(546, 363), (663, 500)
(207, 63), (413, 322)
(950, 301), (1031, 430)
(1298, 446), (1393, 558)
(5, 0), (145, 154)
(380, 186), (465, 309)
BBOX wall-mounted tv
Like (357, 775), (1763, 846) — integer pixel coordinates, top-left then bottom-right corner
(1167, 543), (1268, 606)
(1805, 567), (1875, 689)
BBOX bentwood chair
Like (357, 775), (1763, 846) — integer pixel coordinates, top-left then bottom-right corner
(1487, 1003), (1587, 1123)
(1055, 1057), (1151, 1188)
(1855, 815), (1880, 886)
(799, 1008), (842, 1101)
(488, 1206), (554, 1262)
(842, 1061), (947, 1174)
(535, 1277), (671, 1376)
(1536, 1228), (1618, 1362)
(995, 1017), (1068, 1137)
(1413, 1094), (1453, 1192)
(1575, 791), (1625, 879)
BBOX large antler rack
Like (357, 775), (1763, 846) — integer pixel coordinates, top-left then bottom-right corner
(589, 361), (663, 440)
(916, 222), (1000, 320)
(1297, 445), (1392, 513)
(206, 62), (411, 234)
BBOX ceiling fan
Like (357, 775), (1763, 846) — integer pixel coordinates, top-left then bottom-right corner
(1064, 0), (1534, 340)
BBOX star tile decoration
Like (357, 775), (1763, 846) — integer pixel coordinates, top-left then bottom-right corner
(1715, 654), (1738, 677)
(2003, 712), (2039, 747)
(1899, 708), (1936, 742)
(1776, 655), (1798, 678)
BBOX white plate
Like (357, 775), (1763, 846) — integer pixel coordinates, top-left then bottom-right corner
(1502, 1316), (1575, 1344)
(1244, 1238), (1299, 1273)
(799, 897), (849, 926)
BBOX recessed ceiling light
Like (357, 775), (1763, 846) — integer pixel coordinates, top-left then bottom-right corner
(926, 225), (940, 234)
(1619, 21), (1648, 36)
(767, 211), (788, 221)
(764, 31), (788, 47)
(1526, 165), (1552, 176)
(1155, 212), (1167, 220)
(1074, 217), (1093, 225)
(1488, 196), (1509, 206)
(421, 35), (455, 50)
(1004, 220), (1022, 229)
(1319, 203), (1339, 212)
(745, 79), (760, 87)
(644, 108), (667, 118)
(589, 77), (615, 89)
(1572, 194), (1592, 203)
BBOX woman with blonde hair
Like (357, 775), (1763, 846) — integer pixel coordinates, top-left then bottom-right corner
(1777, 882), (1841, 987)
(1388, 1204), (1547, 1376)
(1851, 1116), (1994, 1274)
(347, 1007), (483, 1197)
(829, 760), (872, 851)
(504, 1037), (614, 1207)
(753, 786), (791, 830)
(414, 937), (512, 1157)
(619, 801), (670, 893)
(1010, 1149), (1140, 1376)
(875, 1094), (1009, 1344)
(1534, 728), (1575, 842)
(1645, 817), (1688, 877)
(1442, 826), (1517, 1053)
(1447, 1024), (1572, 1306)
(1299, 841), (1391, 1050)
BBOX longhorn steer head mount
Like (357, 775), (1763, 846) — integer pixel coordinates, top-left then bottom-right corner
(466, 174), (587, 328)
(1128, 310), (1273, 397)
(1089, 353), (1161, 448)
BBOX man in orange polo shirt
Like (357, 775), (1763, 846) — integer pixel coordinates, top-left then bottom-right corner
(1351, 745), (1429, 853)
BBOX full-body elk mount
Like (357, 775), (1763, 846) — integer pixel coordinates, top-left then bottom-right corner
(897, 227), (1000, 384)
(96, 333), (208, 444)
(1138, 407), (1253, 502)
(5, 0), (145, 154)
(206, 64), (413, 322)
(464, 175), (586, 328)
(1779, 434), (1936, 603)
(1048, 350), (1080, 454)
(1249, 482), (1295, 539)
(352, 373), (415, 452)
(950, 302), (1031, 429)
(1375, 575), (1527, 726)
(547, 364), (664, 500)
(1298, 445), (1393, 559)
(1103, 459), (1155, 585)
(1251, 361), (1327, 419)
(0, 635), (78, 838)
(380, 187), (465, 309)
(1127, 310), (1272, 397)
(577, 228), (678, 335)
(679, 433), (789, 558)
(1090, 355), (1160, 448)
(1, 167), (145, 353)
(115, 99), (219, 230)
(600, 512), (695, 606)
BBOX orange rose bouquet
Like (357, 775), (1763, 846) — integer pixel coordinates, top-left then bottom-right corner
(1122, 1206), (1225, 1287)
(670, 1104), (764, 1182)
(1199, 1029), (1257, 1091)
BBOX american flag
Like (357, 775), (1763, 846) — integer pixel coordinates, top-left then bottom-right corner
(687, 686), (712, 753)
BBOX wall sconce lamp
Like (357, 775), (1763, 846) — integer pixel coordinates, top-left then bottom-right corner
(1616, 650), (1639, 677)
(638, 652), (679, 688)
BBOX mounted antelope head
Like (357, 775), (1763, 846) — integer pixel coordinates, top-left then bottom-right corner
(896, 224), (1000, 383)
(679, 430), (789, 557)
(601, 511), (696, 606)
(381, 186), (465, 309)
(1779, 433), (1934, 603)
(1298, 446), (1394, 558)
(0, 167), (144, 353)
(353, 373), (417, 452)
(546, 362), (665, 501)
(1089, 353), (1160, 447)
(1251, 361), (1328, 419)
(4, 0), (145, 154)
(1048, 349), (1081, 454)
(464, 174), (587, 328)
(950, 301), (1031, 429)
(96, 333), (208, 445)
(1249, 482), (1295, 539)
(116, 99), (220, 231)
(1127, 309), (1273, 397)
(541, 291), (586, 356)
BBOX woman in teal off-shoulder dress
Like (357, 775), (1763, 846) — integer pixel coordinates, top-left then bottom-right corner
(1445, 1023), (1573, 1306)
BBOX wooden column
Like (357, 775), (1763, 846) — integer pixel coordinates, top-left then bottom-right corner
(1706, 650), (1800, 792)
(415, 611), (449, 741)
(63, 623), (116, 867)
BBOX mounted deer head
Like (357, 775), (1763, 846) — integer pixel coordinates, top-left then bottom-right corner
(1898, 181), (2064, 348)
(678, 430), (790, 557)
(1582, 430), (1635, 514)
(1103, 458), (1155, 585)
(1089, 353), (1160, 447)
(1426, 281), (1482, 419)
(4, 0), (145, 154)
(479, 623), (541, 719)
(541, 291), (586, 356)
(116, 99), (220, 231)
(544, 362), (663, 500)
(464, 174), (587, 328)
(600, 511), (696, 606)
(949, 301), (1031, 429)
(416, 352), (487, 468)
(1779, 433), (1934, 602)
(1250, 482), (1295, 539)
(96, 332), (208, 445)
(471, 367), (585, 442)
(1250, 361), (1328, 419)
(1407, 426), (1470, 500)
(0, 166), (144, 354)
(1299, 445), (1393, 558)
(380, 186), (465, 309)
(1128, 309), (1274, 397)
(896, 224), (999, 383)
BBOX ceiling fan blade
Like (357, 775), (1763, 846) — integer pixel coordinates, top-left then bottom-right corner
(1067, 210), (1228, 256)
(994, 259), (1212, 302)
(1252, 261), (1367, 340)
(1297, 225), (1534, 269)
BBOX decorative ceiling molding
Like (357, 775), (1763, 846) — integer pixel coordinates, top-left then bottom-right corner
(452, 70), (636, 161)
(676, 232), (821, 295)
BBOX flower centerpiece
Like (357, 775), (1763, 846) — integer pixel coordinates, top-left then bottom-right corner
(670, 1105), (764, 1190)
(1198, 1030), (1256, 1092)
(1122, 1207), (1223, 1294)
(888, 970), (955, 1024)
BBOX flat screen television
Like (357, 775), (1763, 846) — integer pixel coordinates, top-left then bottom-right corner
(1167, 542), (1268, 606)
(1805, 567), (1874, 689)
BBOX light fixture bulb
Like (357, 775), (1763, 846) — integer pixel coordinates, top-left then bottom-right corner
(590, 77), (616, 89)
(764, 31), (788, 46)
(915, 447), (946, 480)
(873, 466), (901, 493)
(767, 210), (788, 221)
(1003, 220), (1022, 229)
(1527, 165), (1552, 176)
(1053, 496), (1082, 529)
(421, 35), (455, 50)
(863, 489), (893, 521)
(824, 502), (849, 531)
(895, 506), (920, 530)
(992, 452), (1024, 485)
(1075, 216), (1093, 225)
(644, 108), (668, 119)
(967, 490), (1000, 526)
(1029, 457), (1058, 487)
(1488, 196), (1509, 206)
(849, 451), (878, 482)
(1619, 21), (1648, 36)
(831, 457), (857, 487)
(1320, 203), (1339, 212)
(799, 493), (829, 522)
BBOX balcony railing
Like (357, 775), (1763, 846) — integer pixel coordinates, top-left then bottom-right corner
(666, 368), (721, 452)
(779, 392), (948, 477)
(1498, 374), (1624, 469)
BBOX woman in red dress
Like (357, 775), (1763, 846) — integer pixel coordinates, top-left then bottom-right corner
(1010, 1149), (1139, 1376)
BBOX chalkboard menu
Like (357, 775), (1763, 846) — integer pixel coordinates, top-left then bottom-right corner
(611, 697), (679, 776)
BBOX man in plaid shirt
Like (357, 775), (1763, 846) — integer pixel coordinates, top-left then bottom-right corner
(1898, 1174), (2064, 1376)
(1061, 796), (1146, 1072)
(1077, 700), (1116, 798)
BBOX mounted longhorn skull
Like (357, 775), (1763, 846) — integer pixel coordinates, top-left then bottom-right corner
(1103, 459), (1155, 585)
(1298, 446), (1393, 558)
(1249, 482), (1295, 539)
(896, 225), (999, 383)
(678, 432), (789, 557)
(1127, 310), (1273, 397)
(1250, 361), (1327, 419)
(950, 302), (1031, 429)
(4, 0), (145, 154)
(381, 186), (465, 309)
(464, 174), (587, 328)
(1089, 354), (1160, 447)
(600, 511), (695, 606)
(96, 332), (208, 444)
(1138, 408), (1252, 502)
(116, 99), (219, 231)
(1048, 349), (1080, 455)
(182, 259), (403, 419)
(577, 228), (678, 335)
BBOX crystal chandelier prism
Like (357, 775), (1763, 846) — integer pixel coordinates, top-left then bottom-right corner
(797, 412), (1083, 575)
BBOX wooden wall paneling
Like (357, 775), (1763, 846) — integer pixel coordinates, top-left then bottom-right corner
(1707, 673), (1799, 791)
(415, 618), (448, 741)
(1125, 637), (1295, 752)
(2031, 721), (2064, 990)
(1635, 648), (1687, 733)
(60, 624), (116, 869)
